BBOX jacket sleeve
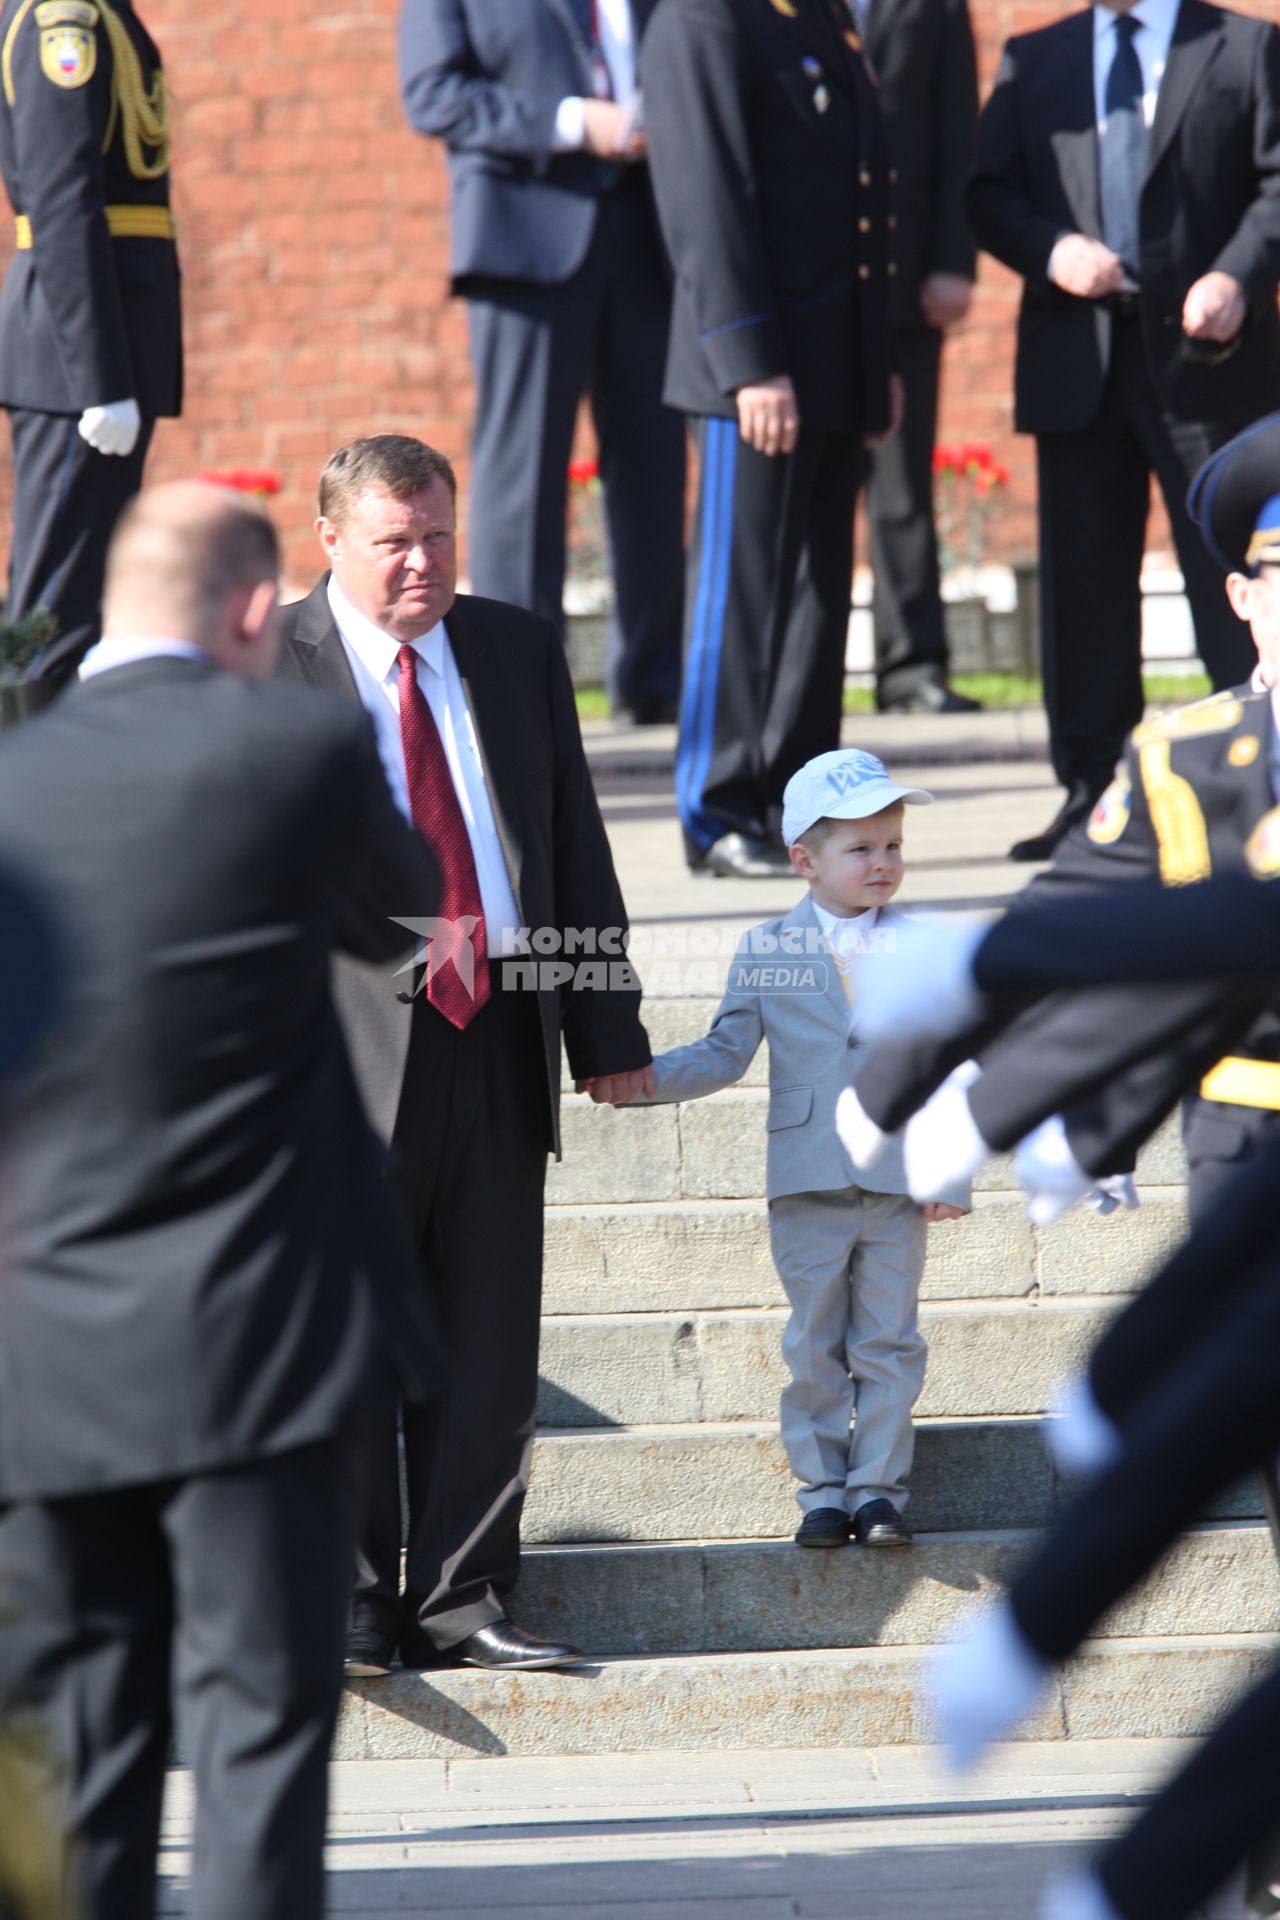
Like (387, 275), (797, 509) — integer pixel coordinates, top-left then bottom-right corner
(398, 0), (562, 162)
(546, 624), (652, 1080)
(6, 5), (134, 408)
(640, 0), (788, 393)
(966, 37), (1068, 288)
(977, 869), (1280, 994)
(927, 0), (979, 279)
(336, 713), (442, 964)
(1209, 22), (1280, 303)
(647, 939), (764, 1103)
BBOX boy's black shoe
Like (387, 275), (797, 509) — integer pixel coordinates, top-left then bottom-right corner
(852, 1499), (912, 1547)
(794, 1506), (851, 1548)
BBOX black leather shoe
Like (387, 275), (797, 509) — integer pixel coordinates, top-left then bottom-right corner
(612, 695), (679, 727)
(689, 832), (794, 879)
(446, 1619), (586, 1671)
(879, 683), (983, 715)
(794, 1506), (851, 1548)
(343, 1631), (395, 1678)
(1008, 794), (1095, 863)
(852, 1498), (912, 1547)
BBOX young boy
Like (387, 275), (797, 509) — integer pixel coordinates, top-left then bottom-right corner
(620, 749), (969, 1548)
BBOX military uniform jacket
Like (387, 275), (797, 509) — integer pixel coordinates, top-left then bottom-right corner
(641, 0), (893, 436)
(648, 898), (969, 1205)
(0, 0), (181, 415)
(968, 686), (1280, 1174)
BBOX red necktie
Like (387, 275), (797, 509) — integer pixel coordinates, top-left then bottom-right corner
(396, 645), (490, 1029)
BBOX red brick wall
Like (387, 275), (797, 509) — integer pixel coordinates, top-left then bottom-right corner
(0, 0), (1274, 585)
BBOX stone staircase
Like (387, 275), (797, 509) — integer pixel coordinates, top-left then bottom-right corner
(336, 999), (1280, 1761)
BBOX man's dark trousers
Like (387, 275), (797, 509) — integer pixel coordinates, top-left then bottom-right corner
(1037, 316), (1256, 807)
(465, 182), (685, 712)
(0, 1441), (353, 1920)
(868, 326), (952, 705)
(353, 971), (549, 1656)
(678, 417), (865, 853)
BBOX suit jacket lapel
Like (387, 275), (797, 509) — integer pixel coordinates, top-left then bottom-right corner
(443, 596), (525, 910)
(1053, 9), (1103, 239)
(282, 577), (362, 704)
(1143, 0), (1224, 185)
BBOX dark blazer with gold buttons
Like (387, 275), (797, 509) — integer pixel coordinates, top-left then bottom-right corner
(969, 0), (1280, 436)
(641, 0), (893, 437)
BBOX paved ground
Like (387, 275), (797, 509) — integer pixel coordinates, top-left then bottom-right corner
(156, 1742), (1247, 1915)
(585, 708), (1059, 970)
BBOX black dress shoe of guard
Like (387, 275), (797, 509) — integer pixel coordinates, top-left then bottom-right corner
(794, 1506), (851, 1548)
(879, 683), (983, 715)
(1008, 793), (1095, 863)
(852, 1498), (912, 1547)
(446, 1619), (586, 1671)
(343, 1631), (395, 1678)
(690, 832), (794, 879)
(612, 695), (679, 727)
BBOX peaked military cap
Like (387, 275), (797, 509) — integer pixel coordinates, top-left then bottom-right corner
(1188, 411), (1280, 575)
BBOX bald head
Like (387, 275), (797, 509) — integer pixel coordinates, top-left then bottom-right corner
(104, 481), (282, 677)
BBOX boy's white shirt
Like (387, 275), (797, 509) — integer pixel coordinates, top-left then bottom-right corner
(646, 892), (972, 1208)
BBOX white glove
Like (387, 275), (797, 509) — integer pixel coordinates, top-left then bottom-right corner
(902, 1067), (990, 1203)
(78, 397), (141, 457)
(1041, 1871), (1124, 1920)
(927, 1601), (1051, 1771)
(835, 1085), (888, 1170)
(1016, 1114), (1093, 1225)
(1084, 1173), (1139, 1216)
(1046, 1372), (1123, 1479)
(854, 917), (987, 1048)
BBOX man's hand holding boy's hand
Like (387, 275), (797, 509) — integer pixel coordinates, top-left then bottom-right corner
(922, 1201), (968, 1223)
(576, 1066), (657, 1104)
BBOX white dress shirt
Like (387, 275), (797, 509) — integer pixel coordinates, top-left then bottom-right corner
(553, 0), (638, 151)
(1092, 0), (1180, 135)
(326, 577), (521, 952)
(79, 636), (208, 677)
(812, 900), (880, 966)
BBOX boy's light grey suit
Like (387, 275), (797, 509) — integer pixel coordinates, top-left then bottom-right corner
(647, 897), (967, 1517)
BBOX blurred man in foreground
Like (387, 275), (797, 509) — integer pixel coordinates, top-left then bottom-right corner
(0, 482), (440, 1920)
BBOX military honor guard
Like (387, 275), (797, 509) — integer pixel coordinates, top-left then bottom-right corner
(0, 0), (180, 692)
(641, 0), (897, 878)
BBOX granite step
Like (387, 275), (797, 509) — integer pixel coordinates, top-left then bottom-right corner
(506, 1525), (1280, 1658)
(335, 1633), (1280, 1760)
(523, 1419), (1263, 1545)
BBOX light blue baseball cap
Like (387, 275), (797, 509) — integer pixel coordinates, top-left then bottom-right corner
(781, 748), (933, 846)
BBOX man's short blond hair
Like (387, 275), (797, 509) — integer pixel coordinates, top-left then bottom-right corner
(318, 435), (457, 526)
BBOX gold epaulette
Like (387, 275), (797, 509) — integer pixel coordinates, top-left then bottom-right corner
(1131, 689), (1244, 748)
(1138, 736), (1213, 885)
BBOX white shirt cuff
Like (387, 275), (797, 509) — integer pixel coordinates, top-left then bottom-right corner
(553, 96), (586, 152)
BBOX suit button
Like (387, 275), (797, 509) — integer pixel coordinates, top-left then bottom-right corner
(858, 216), (871, 233)
(889, 167), (899, 183)
(887, 262), (897, 276)
(888, 215), (897, 230)
(1162, 314), (1175, 327)
(859, 264), (871, 280)
(859, 169), (872, 186)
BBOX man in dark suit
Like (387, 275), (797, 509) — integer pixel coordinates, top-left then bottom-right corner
(398, 0), (684, 724)
(277, 433), (653, 1675)
(0, 0), (181, 703)
(969, 0), (1280, 861)
(642, 0), (898, 879)
(862, 0), (982, 716)
(0, 482), (440, 1920)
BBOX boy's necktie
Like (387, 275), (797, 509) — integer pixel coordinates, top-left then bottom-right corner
(397, 645), (490, 1029)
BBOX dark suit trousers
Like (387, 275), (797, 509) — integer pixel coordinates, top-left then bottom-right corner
(676, 416), (864, 852)
(1036, 315), (1256, 803)
(353, 974), (549, 1654)
(0, 1441), (353, 1920)
(5, 409), (154, 683)
(464, 182), (685, 709)
(867, 325), (952, 702)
